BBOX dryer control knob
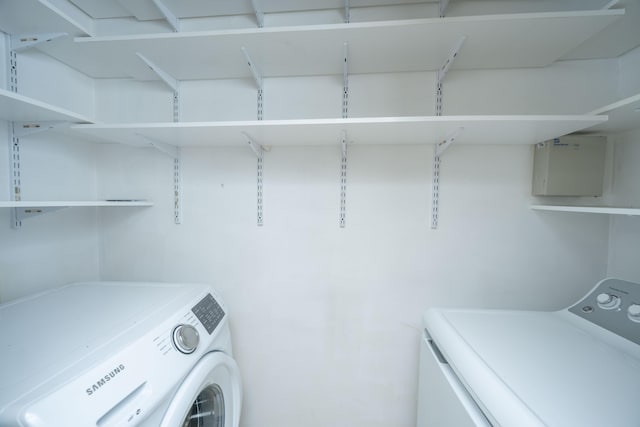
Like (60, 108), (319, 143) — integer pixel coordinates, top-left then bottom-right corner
(628, 304), (640, 322)
(596, 293), (620, 310)
(173, 324), (200, 354)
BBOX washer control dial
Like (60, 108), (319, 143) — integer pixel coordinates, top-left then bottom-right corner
(628, 304), (640, 323)
(596, 293), (620, 310)
(172, 324), (200, 354)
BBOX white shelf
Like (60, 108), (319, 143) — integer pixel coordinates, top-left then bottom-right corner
(0, 0), (93, 37)
(70, 115), (607, 147)
(582, 94), (640, 134)
(38, 10), (623, 80)
(531, 205), (640, 216)
(0, 89), (94, 124)
(0, 201), (153, 208)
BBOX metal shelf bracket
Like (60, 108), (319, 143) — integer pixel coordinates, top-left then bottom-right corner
(431, 37), (465, 229)
(250, 0), (265, 28)
(431, 128), (463, 229)
(10, 33), (66, 51)
(13, 121), (68, 138)
(241, 47), (264, 120)
(344, 0), (351, 23)
(151, 0), (180, 32)
(439, 0), (451, 17)
(340, 131), (348, 228)
(137, 135), (181, 224)
(343, 42), (349, 119)
(243, 132), (266, 226)
(435, 36), (465, 116)
(136, 53), (180, 93)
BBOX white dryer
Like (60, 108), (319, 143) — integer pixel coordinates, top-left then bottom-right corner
(0, 281), (242, 427)
(416, 278), (640, 426)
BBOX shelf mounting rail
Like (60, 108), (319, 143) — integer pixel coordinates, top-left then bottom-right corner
(6, 33), (66, 228)
(151, 0), (180, 32)
(243, 132), (266, 226)
(137, 53), (182, 223)
(340, 43), (349, 227)
(432, 36), (465, 229)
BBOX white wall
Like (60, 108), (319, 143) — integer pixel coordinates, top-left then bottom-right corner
(0, 38), (100, 301)
(91, 60), (616, 427)
(607, 129), (640, 281)
(605, 45), (640, 282)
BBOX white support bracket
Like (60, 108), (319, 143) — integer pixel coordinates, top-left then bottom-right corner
(151, 0), (180, 32)
(15, 206), (66, 222)
(241, 47), (264, 120)
(340, 131), (348, 228)
(602, 0), (619, 9)
(431, 128), (463, 229)
(9, 123), (22, 228)
(435, 36), (465, 116)
(439, 0), (450, 17)
(243, 132), (265, 226)
(343, 42), (349, 119)
(136, 53), (179, 92)
(136, 53), (180, 121)
(344, 0), (351, 23)
(138, 135), (182, 224)
(250, 0), (265, 28)
(10, 33), (67, 51)
(13, 121), (68, 138)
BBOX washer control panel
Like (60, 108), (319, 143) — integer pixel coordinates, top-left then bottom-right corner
(569, 278), (640, 345)
(191, 293), (225, 335)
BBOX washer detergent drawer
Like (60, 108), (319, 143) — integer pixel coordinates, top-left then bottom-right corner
(416, 332), (491, 427)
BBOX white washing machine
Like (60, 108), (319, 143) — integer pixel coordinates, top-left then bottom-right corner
(0, 281), (242, 427)
(416, 278), (640, 427)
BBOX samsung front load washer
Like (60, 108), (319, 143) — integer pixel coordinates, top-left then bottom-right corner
(0, 281), (242, 427)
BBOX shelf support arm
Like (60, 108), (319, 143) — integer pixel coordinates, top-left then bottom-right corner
(439, 0), (450, 17)
(13, 121), (68, 138)
(340, 131), (348, 228)
(136, 53), (181, 122)
(151, 0), (180, 32)
(241, 47), (264, 120)
(243, 132), (265, 226)
(431, 128), (463, 229)
(435, 36), (465, 116)
(136, 53), (179, 92)
(343, 42), (349, 118)
(10, 33), (67, 51)
(344, 0), (351, 23)
(250, 0), (265, 28)
(137, 134), (182, 224)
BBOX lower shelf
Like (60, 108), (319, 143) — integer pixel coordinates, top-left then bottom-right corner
(1, 200), (153, 227)
(531, 205), (640, 216)
(0, 200), (152, 208)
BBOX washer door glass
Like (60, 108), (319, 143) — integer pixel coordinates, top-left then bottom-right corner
(160, 351), (241, 427)
(182, 384), (225, 427)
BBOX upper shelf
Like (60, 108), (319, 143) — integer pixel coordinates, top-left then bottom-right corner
(0, 0), (93, 37)
(0, 89), (93, 124)
(70, 115), (607, 147)
(0, 200), (152, 208)
(37, 10), (623, 80)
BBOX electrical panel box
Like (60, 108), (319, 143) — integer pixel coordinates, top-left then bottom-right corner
(532, 136), (606, 196)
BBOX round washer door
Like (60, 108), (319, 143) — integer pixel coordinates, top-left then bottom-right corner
(160, 351), (242, 427)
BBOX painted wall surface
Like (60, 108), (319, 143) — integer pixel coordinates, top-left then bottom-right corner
(0, 40), (100, 301)
(607, 129), (640, 281)
(0, 16), (637, 427)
